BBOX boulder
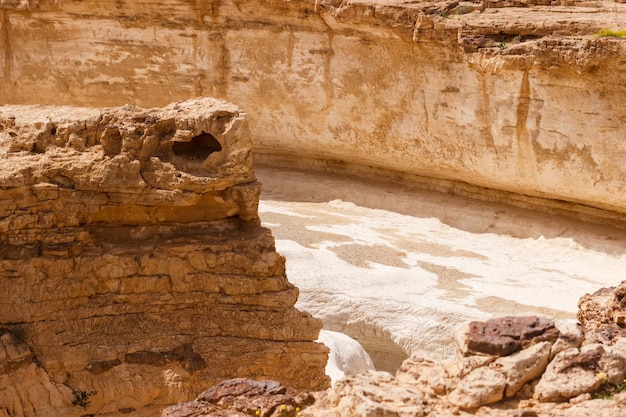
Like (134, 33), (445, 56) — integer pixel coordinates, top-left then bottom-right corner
(162, 379), (313, 417)
(455, 316), (560, 357)
(534, 344), (607, 402)
(491, 341), (551, 398)
(448, 367), (506, 409)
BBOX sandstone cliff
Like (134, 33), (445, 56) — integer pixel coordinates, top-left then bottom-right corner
(2, 0), (626, 224)
(0, 98), (329, 417)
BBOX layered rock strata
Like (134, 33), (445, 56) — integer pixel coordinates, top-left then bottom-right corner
(2, 0), (626, 224)
(0, 98), (329, 417)
(166, 282), (626, 417)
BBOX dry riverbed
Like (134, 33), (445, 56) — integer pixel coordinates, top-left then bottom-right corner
(256, 165), (626, 372)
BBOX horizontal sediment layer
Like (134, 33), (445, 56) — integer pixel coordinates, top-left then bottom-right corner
(2, 0), (625, 224)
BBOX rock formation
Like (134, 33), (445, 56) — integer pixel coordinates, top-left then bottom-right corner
(2, 0), (626, 225)
(0, 98), (329, 416)
(162, 379), (315, 417)
(165, 281), (626, 417)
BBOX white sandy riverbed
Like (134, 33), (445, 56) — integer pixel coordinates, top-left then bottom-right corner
(256, 166), (626, 372)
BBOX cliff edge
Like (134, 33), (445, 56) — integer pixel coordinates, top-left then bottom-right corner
(0, 98), (329, 417)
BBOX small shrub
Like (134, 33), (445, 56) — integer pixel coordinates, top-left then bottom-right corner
(594, 373), (626, 400)
(596, 29), (626, 38)
(71, 390), (97, 408)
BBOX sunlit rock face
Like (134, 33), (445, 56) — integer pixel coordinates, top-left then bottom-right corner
(1, 1), (626, 223)
(0, 98), (329, 416)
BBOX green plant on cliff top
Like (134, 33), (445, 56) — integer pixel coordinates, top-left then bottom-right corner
(596, 29), (626, 38)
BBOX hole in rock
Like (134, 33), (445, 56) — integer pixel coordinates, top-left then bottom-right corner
(172, 132), (222, 160)
(31, 141), (46, 154)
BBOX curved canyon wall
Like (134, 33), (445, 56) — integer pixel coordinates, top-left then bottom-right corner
(2, 0), (626, 223)
(0, 98), (328, 416)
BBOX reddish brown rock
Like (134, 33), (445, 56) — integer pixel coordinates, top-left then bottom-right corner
(459, 316), (560, 357)
(162, 379), (314, 417)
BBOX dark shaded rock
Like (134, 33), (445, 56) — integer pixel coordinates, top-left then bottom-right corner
(172, 344), (207, 372)
(85, 358), (121, 374)
(613, 283), (626, 325)
(122, 344), (206, 372)
(465, 316), (560, 357)
(561, 344), (603, 372)
(163, 379), (314, 417)
(125, 350), (166, 366)
(199, 379), (286, 403)
(507, 410), (538, 417)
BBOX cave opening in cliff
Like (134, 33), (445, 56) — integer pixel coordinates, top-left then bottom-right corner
(172, 132), (222, 160)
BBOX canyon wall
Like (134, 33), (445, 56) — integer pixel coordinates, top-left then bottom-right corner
(2, 0), (626, 223)
(0, 98), (328, 416)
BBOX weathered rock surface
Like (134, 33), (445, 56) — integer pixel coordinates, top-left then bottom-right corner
(0, 98), (329, 416)
(306, 371), (432, 417)
(449, 366), (507, 409)
(162, 379), (315, 417)
(456, 316), (560, 357)
(166, 283), (626, 416)
(578, 280), (626, 344)
(2, 0), (626, 225)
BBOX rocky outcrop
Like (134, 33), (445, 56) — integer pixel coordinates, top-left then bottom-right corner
(162, 379), (314, 417)
(304, 283), (626, 416)
(2, 0), (626, 225)
(0, 98), (329, 416)
(169, 283), (626, 416)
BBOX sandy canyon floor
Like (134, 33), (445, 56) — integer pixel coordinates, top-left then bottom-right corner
(256, 165), (626, 372)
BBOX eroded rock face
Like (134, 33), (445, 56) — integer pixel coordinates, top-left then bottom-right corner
(2, 1), (626, 224)
(455, 316), (560, 357)
(166, 283), (626, 416)
(0, 98), (329, 416)
(578, 281), (626, 344)
(163, 379), (315, 417)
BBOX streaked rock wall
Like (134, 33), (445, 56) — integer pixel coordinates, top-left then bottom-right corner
(2, 1), (626, 223)
(0, 98), (328, 416)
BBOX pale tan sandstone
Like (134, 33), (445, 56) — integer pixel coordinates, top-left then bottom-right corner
(0, 98), (329, 416)
(1, 1), (626, 224)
